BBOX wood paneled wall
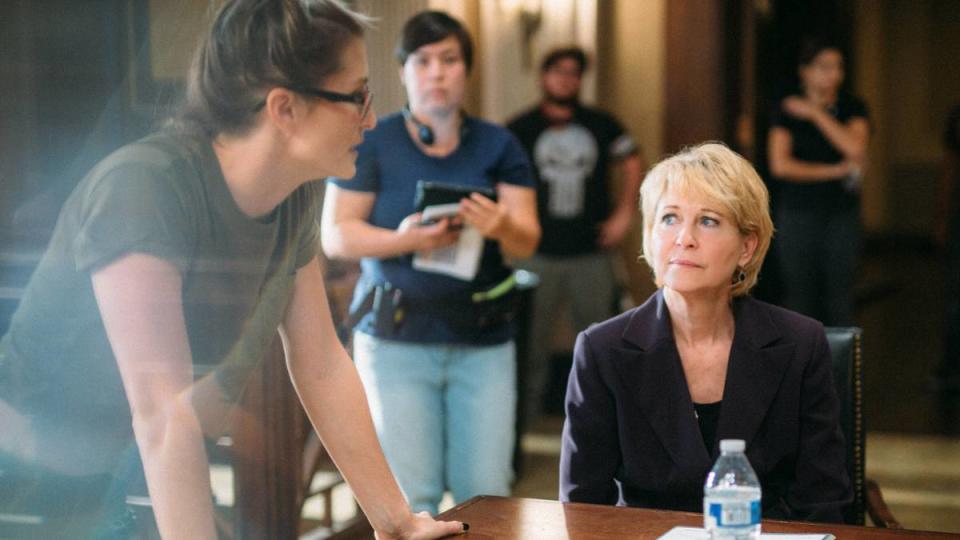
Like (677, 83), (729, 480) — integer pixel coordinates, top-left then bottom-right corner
(664, 0), (728, 153)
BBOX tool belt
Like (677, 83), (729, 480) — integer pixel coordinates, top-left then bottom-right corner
(341, 271), (523, 339)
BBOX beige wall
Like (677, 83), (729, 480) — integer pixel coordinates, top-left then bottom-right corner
(597, 0), (666, 303)
(476, 0), (598, 122)
(144, 1), (433, 116)
(147, 0), (210, 81)
(597, 0), (666, 162)
(427, 0), (483, 114)
(355, 0), (430, 115)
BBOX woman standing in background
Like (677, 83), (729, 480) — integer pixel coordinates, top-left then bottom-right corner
(768, 37), (871, 326)
(322, 11), (539, 515)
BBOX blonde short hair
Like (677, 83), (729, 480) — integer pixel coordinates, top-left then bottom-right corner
(640, 142), (774, 297)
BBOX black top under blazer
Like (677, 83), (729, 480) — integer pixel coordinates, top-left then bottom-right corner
(560, 289), (852, 523)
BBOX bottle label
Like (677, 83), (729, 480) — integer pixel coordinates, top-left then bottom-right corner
(705, 500), (760, 527)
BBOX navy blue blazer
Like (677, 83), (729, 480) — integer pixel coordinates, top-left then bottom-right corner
(560, 290), (852, 523)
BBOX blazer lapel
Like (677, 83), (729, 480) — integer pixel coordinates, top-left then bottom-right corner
(615, 290), (712, 467)
(716, 296), (793, 452)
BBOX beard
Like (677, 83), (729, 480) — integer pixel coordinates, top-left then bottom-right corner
(544, 91), (579, 108)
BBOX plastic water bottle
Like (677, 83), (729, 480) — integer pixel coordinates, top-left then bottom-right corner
(703, 439), (761, 540)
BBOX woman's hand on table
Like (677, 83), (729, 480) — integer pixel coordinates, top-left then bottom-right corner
(375, 511), (468, 540)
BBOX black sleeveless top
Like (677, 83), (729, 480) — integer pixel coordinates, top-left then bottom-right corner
(694, 401), (722, 455)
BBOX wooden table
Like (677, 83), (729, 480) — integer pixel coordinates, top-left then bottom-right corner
(439, 496), (959, 539)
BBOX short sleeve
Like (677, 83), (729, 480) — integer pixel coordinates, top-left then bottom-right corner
(494, 133), (535, 188)
(73, 163), (193, 274)
(294, 185), (322, 269)
(609, 127), (639, 161)
(590, 111), (636, 161)
(769, 98), (790, 129)
(329, 138), (380, 193)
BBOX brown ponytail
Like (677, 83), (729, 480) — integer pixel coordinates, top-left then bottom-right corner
(173, 0), (371, 138)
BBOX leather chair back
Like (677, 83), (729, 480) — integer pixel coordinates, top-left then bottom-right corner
(825, 326), (865, 525)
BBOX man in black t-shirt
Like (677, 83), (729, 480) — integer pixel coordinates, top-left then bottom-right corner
(507, 47), (644, 424)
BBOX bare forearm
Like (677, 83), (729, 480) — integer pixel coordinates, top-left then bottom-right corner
(289, 351), (410, 535)
(324, 220), (419, 260)
(496, 213), (541, 259)
(91, 255), (216, 538)
(279, 260), (465, 540)
(134, 404), (217, 539)
(616, 155), (644, 215)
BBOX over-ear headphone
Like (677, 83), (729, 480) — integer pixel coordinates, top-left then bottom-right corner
(402, 105), (435, 145)
(401, 105), (470, 147)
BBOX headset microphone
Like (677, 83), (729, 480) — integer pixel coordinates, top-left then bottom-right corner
(401, 105), (435, 146)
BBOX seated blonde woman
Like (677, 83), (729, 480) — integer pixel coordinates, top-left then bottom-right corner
(560, 143), (851, 523)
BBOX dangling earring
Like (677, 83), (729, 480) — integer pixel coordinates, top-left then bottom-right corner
(732, 266), (746, 285)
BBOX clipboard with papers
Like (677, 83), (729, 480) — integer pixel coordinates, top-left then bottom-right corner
(411, 203), (484, 281)
(410, 180), (497, 281)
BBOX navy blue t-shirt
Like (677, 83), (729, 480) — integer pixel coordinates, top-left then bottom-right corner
(330, 113), (534, 344)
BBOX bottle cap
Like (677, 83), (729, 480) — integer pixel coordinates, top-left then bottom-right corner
(719, 439), (745, 452)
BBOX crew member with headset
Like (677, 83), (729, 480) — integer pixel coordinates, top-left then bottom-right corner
(402, 104), (440, 145)
(321, 11), (540, 515)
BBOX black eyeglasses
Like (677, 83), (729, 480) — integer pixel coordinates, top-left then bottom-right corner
(254, 84), (374, 119)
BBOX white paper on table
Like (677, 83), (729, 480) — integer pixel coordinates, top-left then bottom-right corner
(412, 203), (483, 281)
(657, 527), (835, 540)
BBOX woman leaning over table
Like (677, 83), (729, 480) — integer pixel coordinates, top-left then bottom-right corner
(0, 0), (465, 538)
(560, 143), (852, 523)
(321, 11), (539, 516)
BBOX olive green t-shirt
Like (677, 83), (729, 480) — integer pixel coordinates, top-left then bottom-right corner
(0, 130), (320, 468)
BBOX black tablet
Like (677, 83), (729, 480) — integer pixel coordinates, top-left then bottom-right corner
(414, 180), (497, 212)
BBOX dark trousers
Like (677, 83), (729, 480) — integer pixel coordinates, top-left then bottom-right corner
(777, 204), (861, 326)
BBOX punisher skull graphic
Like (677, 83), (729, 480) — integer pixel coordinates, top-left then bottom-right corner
(533, 124), (598, 218)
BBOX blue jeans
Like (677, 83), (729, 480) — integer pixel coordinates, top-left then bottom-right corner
(353, 333), (516, 514)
